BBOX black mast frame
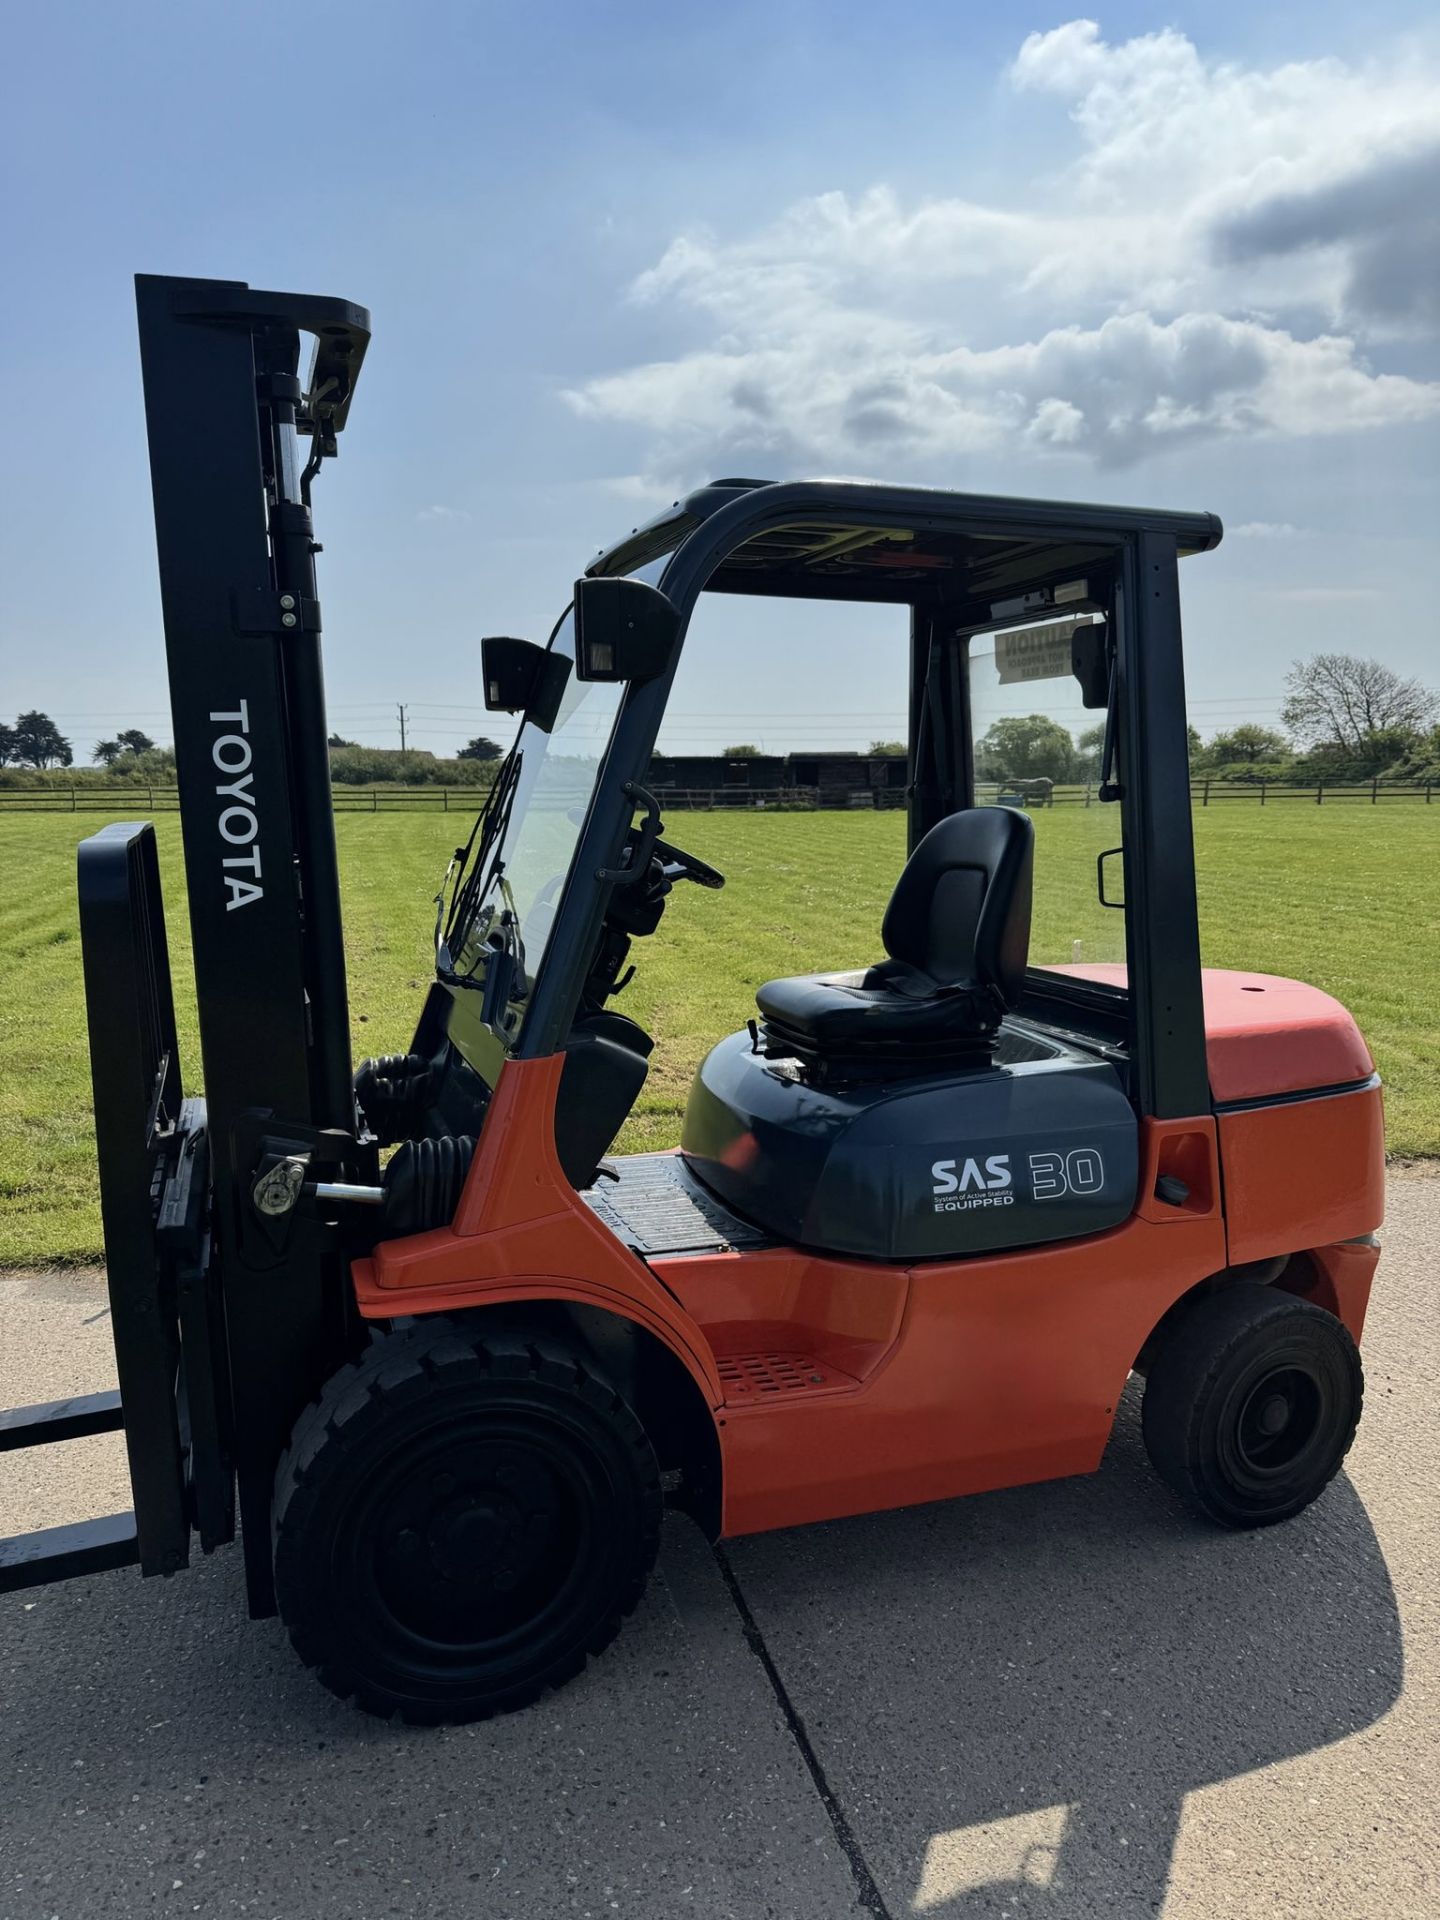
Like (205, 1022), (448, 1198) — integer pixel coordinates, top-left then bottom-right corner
(0, 278), (373, 1611)
(131, 274), (373, 1611)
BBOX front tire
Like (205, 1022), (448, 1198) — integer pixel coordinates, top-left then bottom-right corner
(1141, 1283), (1362, 1528)
(272, 1320), (662, 1723)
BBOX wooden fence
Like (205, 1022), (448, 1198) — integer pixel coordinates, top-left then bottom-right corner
(0, 783), (905, 814)
(0, 779), (1434, 814)
(979, 780), (1436, 807)
(1188, 778), (1434, 806)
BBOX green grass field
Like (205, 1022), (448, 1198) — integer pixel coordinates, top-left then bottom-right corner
(2, 805), (1437, 1267)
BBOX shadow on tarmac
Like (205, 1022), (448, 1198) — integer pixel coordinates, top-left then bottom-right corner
(726, 1378), (1404, 1916)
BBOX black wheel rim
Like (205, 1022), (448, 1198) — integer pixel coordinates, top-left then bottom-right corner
(1219, 1358), (1329, 1494)
(334, 1403), (613, 1694)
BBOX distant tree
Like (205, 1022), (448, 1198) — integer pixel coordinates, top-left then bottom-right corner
(116, 728), (155, 756)
(723, 743), (761, 758)
(13, 710), (72, 768)
(1200, 724), (1290, 767)
(328, 744), (464, 786)
(1383, 723), (1440, 783)
(1282, 654), (1436, 754)
(93, 738), (123, 766)
(1187, 724), (1203, 763)
(975, 714), (1077, 785)
(457, 735), (504, 762)
(867, 740), (905, 756)
(1295, 724), (1424, 783)
(1351, 726), (1426, 777)
(1075, 723), (1107, 779)
(117, 745), (177, 780)
(0, 722), (16, 765)
(328, 732), (357, 748)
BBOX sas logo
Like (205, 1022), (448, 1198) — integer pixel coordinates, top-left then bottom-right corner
(931, 1155), (1014, 1212)
(931, 1147), (1108, 1212)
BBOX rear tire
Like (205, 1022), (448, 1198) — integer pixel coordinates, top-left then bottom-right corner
(272, 1319), (662, 1723)
(1141, 1283), (1362, 1529)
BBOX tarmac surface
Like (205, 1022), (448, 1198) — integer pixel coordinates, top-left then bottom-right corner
(2, 1169), (1436, 1918)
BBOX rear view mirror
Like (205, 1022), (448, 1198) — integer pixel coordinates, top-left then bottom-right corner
(481, 636), (569, 730)
(573, 577), (681, 684)
(1071, 620), (1111, 708)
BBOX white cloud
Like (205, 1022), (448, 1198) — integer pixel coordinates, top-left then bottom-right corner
(416, 503), (471, 523)
(1008, 20), (1440, 317)
(569, 309), (1437, 476)
(1232, 521), (1305, 539)
(565, 21), (1440, 478)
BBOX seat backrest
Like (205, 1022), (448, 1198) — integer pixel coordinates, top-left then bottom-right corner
(881, 806), (1034, 1000)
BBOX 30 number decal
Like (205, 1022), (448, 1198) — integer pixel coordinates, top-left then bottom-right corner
(1067, 1148), (1104, 1193)
(1029, 1147), (1106, 1199)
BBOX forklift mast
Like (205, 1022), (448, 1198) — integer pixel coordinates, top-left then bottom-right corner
(133, 276), (373, 1608)
(0, 278), (374, 1611)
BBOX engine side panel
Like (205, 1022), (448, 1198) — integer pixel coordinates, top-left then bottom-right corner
(682, 1029), (1139, 1260)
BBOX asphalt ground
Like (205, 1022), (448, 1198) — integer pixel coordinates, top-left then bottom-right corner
(2, 1169), (1436, 1918)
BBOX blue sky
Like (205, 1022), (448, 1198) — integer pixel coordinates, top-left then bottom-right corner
(2, 1), (1437, 757)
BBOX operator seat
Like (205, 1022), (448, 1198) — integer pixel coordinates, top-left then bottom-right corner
(755, 806), (1034, 1073)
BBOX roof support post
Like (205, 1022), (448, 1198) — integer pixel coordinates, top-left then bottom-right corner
(1117, 532), (1209, 1118)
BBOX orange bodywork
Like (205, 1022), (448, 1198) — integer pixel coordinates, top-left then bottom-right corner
(1050, 965), (1376, 1103)
(353, 1055), (724, 1406)
(351, 1005), (1385, 1541)
(656, 1131), (1226, 1535)
(1219, 1084), (1384, 1267)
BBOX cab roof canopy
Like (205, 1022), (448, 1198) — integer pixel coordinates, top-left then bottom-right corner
(590, 477), (1223, 618)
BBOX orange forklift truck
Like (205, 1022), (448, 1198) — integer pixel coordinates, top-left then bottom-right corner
(0, 276), (1383, 1723)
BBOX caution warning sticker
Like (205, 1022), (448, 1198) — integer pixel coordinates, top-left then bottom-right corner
(994, 617), (1091, 686)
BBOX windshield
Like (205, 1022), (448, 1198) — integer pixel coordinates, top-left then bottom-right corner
(443, 607), (626, 1006)
(966, 621), (1127, 977)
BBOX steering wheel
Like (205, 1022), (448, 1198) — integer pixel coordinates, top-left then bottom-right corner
(654, 835), (725, 891)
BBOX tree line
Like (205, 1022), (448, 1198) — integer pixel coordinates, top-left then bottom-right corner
(0, 716), (506, 788)
(0, 714), (175, 775)
(976, 652), (1440, 788)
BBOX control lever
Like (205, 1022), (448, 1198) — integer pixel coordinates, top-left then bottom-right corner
(312, 1180), (385, 1205)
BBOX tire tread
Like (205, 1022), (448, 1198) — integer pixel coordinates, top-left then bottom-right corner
(1142, 1283), (1362, 1528)
(272, 1316), (662, 1724)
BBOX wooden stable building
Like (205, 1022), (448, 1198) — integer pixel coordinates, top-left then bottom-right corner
(647, 750), (908, 800)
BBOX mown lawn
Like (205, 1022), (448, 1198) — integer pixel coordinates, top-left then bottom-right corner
(1, 803), (1436, 1267)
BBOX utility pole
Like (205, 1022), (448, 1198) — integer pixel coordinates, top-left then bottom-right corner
(397, 702), (408, 751)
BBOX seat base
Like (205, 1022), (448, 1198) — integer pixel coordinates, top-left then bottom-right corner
(758, 1020), (998, 1086)
(755, 964), (1004, 1082)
